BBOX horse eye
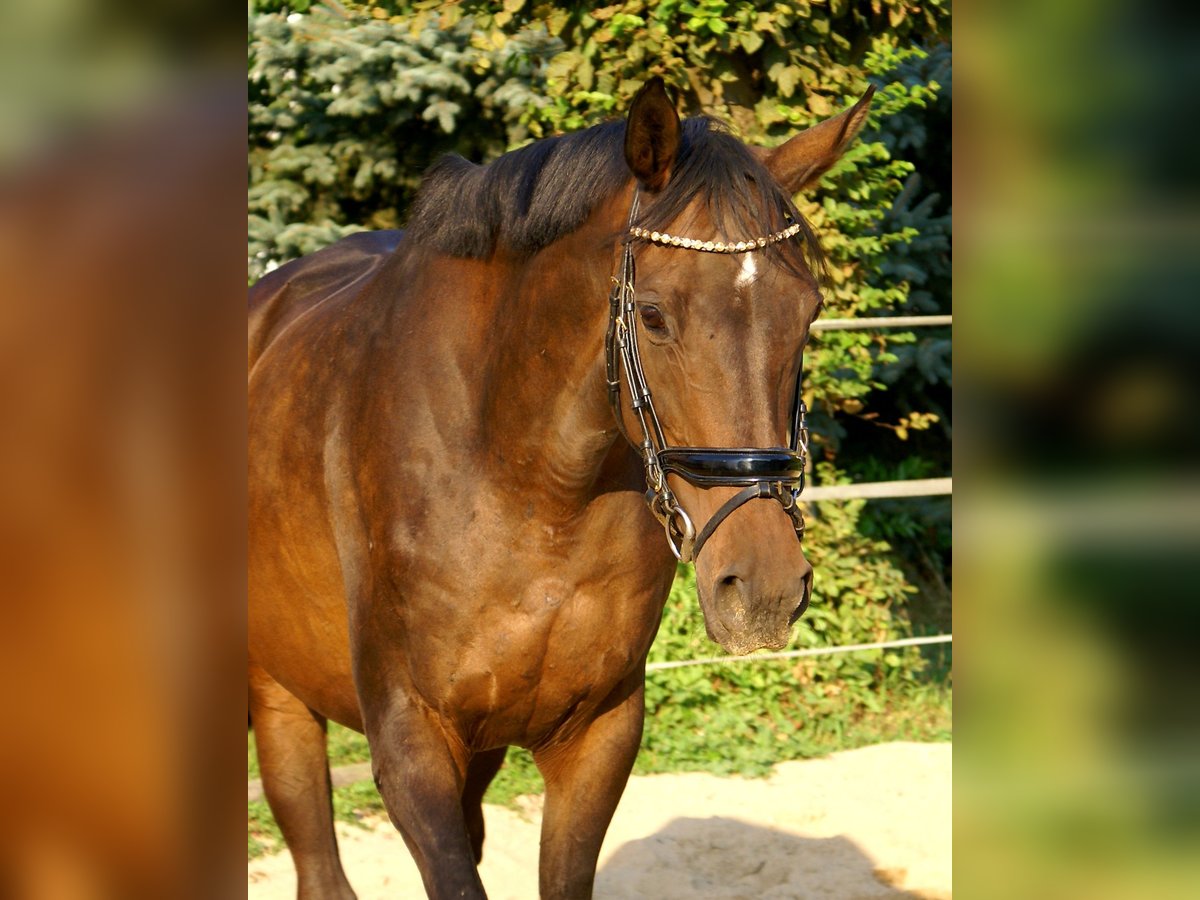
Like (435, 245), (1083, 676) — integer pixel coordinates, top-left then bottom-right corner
(639, 305), (667, 333)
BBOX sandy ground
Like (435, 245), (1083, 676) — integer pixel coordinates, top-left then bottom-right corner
(248, 741), (950, 899)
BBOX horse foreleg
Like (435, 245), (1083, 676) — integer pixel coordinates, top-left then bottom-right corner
(248, 663), (356, 900)
(532, 672), (645, 900)
(365, 694), (487, 899)
(461, 747), (508, 864)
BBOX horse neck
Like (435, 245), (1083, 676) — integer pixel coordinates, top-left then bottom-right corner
(482, 204), (630, 506)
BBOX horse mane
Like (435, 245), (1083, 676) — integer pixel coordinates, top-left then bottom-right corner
(404, 117), (826, 280)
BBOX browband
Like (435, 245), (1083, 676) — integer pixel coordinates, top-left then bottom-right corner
(629, 222), (804, 253)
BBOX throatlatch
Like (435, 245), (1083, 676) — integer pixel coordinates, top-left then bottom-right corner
(605, 192), (810, 563)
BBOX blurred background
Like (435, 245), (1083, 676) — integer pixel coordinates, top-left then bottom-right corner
(0, 0), (1196, 897)
(955, 2), (1200, 897)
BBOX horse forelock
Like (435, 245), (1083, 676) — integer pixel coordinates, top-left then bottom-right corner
(403, 117), (826, 282)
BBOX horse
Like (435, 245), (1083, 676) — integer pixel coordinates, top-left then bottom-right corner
(248, 77), (872, 899)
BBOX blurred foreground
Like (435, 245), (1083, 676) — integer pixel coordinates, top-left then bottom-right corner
(0, 2), (245, 897)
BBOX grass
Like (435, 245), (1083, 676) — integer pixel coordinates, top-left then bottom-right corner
(636, 680), (952, 776)
(247, 682), (950, 860)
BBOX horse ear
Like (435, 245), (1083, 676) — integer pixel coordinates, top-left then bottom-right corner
(624, 77), (681, 193)
(762, 86), (875, 194)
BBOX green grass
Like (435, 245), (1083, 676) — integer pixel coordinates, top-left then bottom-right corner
(635, 680), (951, 777)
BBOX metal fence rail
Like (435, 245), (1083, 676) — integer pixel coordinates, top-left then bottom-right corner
(810, 314), (951, 331)
(802, 477), (952, 502)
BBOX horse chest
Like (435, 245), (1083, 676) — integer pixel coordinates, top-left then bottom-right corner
(419, 569), (669, 748)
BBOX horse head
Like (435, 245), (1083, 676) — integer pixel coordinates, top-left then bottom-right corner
(613, 79), (873, 655)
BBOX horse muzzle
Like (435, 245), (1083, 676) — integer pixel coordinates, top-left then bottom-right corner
(697, 555), (814, 655)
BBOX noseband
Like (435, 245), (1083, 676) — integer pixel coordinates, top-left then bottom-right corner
(605, 193), (809, 563)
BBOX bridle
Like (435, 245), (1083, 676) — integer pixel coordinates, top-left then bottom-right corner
(605, 192), (810, 563)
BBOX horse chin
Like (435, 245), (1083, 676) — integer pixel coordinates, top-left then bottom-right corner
(702, 621), (792, 656)
(696, 591), (794, 656)
(711, 630), (791, 657)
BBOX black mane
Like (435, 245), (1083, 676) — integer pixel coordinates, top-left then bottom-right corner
(404, 117), (825, 279)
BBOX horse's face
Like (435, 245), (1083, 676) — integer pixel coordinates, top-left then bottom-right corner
(621, 78), (873, 654)
(629, 225), (820, 654)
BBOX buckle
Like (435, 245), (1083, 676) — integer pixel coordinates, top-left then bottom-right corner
(645, 490), (696, 562)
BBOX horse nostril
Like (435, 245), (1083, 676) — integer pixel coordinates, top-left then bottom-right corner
(789, 572), (812, 624)
(788, 599), (807, 625)
(719, 574), (742, 590)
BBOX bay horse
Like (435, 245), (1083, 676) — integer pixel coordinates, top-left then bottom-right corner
(249, 78), (872, 899)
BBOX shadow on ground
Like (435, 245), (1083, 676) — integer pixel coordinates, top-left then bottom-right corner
(595, 816), (948, 899)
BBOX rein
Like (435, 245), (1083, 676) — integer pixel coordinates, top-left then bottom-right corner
(605, 192), (809, 563)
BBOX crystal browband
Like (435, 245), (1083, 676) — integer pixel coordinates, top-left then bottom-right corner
(628, 222), (803, 253)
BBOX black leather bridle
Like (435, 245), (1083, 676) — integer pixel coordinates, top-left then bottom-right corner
(605, 193), (810, 563)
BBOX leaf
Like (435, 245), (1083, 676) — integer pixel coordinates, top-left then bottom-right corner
(545, 8), (570, 35)
(775, 65), (801, 98)
(737, 30), (763, 53)
(807, 93), (832, 115)
(754, 96), (786, 127)
(577, 56), (595, 91)
(546, 50), (580, 82)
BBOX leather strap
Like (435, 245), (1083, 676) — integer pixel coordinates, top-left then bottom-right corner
(692, 484), (771, 560)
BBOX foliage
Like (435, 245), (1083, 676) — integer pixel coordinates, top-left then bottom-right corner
(248, 4), (562, 275)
